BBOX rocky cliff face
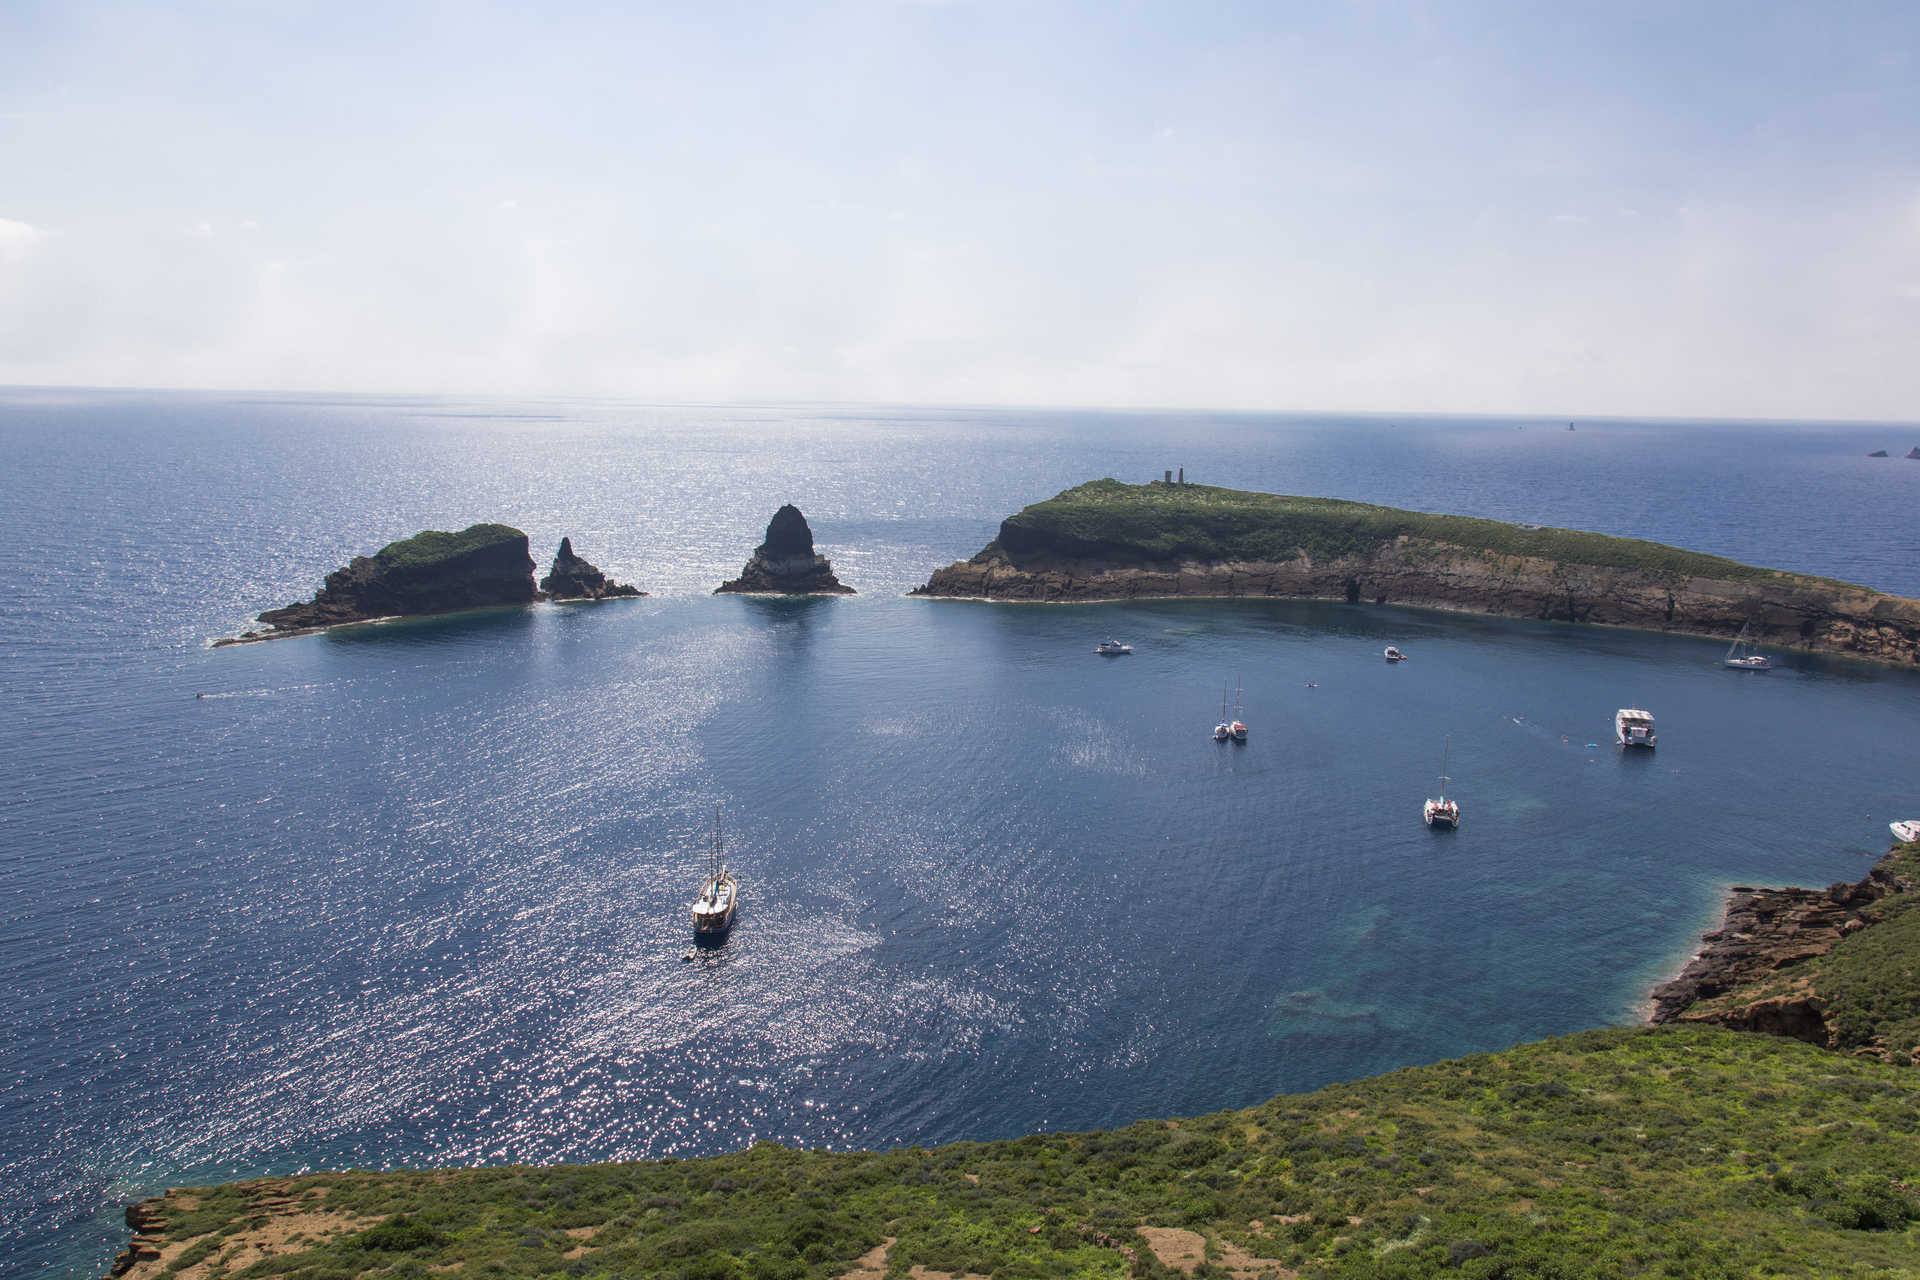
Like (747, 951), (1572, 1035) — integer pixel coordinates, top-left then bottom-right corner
(540, 537), (644, 601)
(227, 524), (537, 641)
(1648, 844), (1919, 1061)
(714, 505), (854, 595)
(914, 530), (1920, 667)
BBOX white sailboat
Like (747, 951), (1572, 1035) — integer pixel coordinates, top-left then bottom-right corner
(690, 807), (739, 938)
(1423, 735), (1459, 828)
(1213, 680), (1231, 741)
(1229, 678), (1248, 742)
(1723, 621), (1770, 670)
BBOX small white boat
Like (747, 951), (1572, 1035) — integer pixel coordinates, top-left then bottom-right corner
(1212, 680), (1231, 741)
(1229, 678), (1248, 742)
(1615, 708), (1656, 748)
(691, 807), (739, 937)
(1094, 639), (1132, 655)
(1723, 621), (1770, 670)
(1423, 735), (1458, 829)
(1384, 646), (1407, 662)
(1892, 820), (1920, 844)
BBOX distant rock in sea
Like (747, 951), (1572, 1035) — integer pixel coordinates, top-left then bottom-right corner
(1908, 447), (1920, 460)
(220, 524), (537, 643)
(540, 537), (644, 601)
(1867, 450), (1889, 457)
(714, 505), (855, 595)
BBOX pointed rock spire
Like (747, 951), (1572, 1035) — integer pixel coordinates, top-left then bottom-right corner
(714, 505), (855, 594)
(541, 538), (644, 601)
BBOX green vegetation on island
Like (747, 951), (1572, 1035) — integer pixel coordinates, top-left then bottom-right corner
(984, 480), (1852, 589)
(371, 524), (530, 574)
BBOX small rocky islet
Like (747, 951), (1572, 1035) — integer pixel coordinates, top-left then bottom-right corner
(714, 504), (854, 595)
(540, 536), (644, 602)
(218, 527), (645, 644)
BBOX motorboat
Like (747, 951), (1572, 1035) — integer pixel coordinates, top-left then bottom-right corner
(691, 808), (739, 937)
(1094, 639), (1132, 656)
(1723, 621), (1770, 670)
(1892, 820), (1920, 844)
(1423, 735), (1459, 828)
(1384, 646), (1407, 662)
(1615, 708), (1656, 748)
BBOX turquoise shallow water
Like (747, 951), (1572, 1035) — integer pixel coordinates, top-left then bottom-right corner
(2, 390), (1918, 1277)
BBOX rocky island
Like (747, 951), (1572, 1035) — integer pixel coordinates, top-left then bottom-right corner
(714, 504), (854, 595)
(912, 478), (1920, 666)
(539, 537), (644, 601)
(218, 524), (538, 644)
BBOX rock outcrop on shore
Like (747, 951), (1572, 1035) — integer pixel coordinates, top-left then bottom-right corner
(714, 505), (854, 595)
(222, 524), (537, 642)
(911, 479), (1920, 666)
(540, 537), (644, 601)
(1649, 840), (1919, 1059)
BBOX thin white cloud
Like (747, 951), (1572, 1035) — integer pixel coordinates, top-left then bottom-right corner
(0, 217), (45, 264)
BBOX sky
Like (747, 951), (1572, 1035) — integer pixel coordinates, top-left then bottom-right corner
(3, 0), (1919, 418)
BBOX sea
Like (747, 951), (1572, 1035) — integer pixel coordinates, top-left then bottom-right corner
(3, 388), (1918, 1278)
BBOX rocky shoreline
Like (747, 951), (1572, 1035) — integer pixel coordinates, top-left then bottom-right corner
(1647, 840), (1918, 1056)
(909, 481), (1920, 667)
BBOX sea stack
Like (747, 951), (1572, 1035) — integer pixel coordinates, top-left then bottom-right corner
(1868, 450), (1890, 458)
(225, 524), (538, 642)
(540, 537), (644, 601)
(1907, 447), (1920, 460)
(714, 505), (854, 595)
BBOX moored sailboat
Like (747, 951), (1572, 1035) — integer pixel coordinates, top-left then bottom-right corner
(1229, 677), (1248, 742)
(691, 807), (739, 938)
(1723, 621), (1770, 670)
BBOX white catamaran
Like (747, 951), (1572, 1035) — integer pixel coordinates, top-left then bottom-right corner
(690, 807), (739, 938)
(1423, 735), (1459, 828)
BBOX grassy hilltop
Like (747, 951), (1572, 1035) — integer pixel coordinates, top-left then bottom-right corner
(122, 1028), (1919, 1279)
(980, 480), (1851, 589)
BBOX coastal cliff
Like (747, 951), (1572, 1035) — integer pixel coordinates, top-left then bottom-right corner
(715, 505), (854, 595)
(220, 524), (537, 643)
(1649, 836), (1920, 1062)
(911, 479), (1920, 665)
(540, 537), (644, 601)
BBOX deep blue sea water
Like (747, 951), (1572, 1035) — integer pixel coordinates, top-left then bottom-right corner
(3, 389), (1919, 1278)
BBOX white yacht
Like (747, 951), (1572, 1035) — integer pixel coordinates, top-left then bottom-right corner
(1891, 820), (1920, 844)
(1615, 708), (1656, 748)
(1384, 646), (1407, 662)
(1094, 639), (1132, 655)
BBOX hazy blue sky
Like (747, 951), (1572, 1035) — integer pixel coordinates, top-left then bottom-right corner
(4, 1), (1919, 416)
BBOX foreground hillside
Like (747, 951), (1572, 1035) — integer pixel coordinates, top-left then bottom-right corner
(911, 480), (1920, 666)
(113, 1027), (1919, 1279)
